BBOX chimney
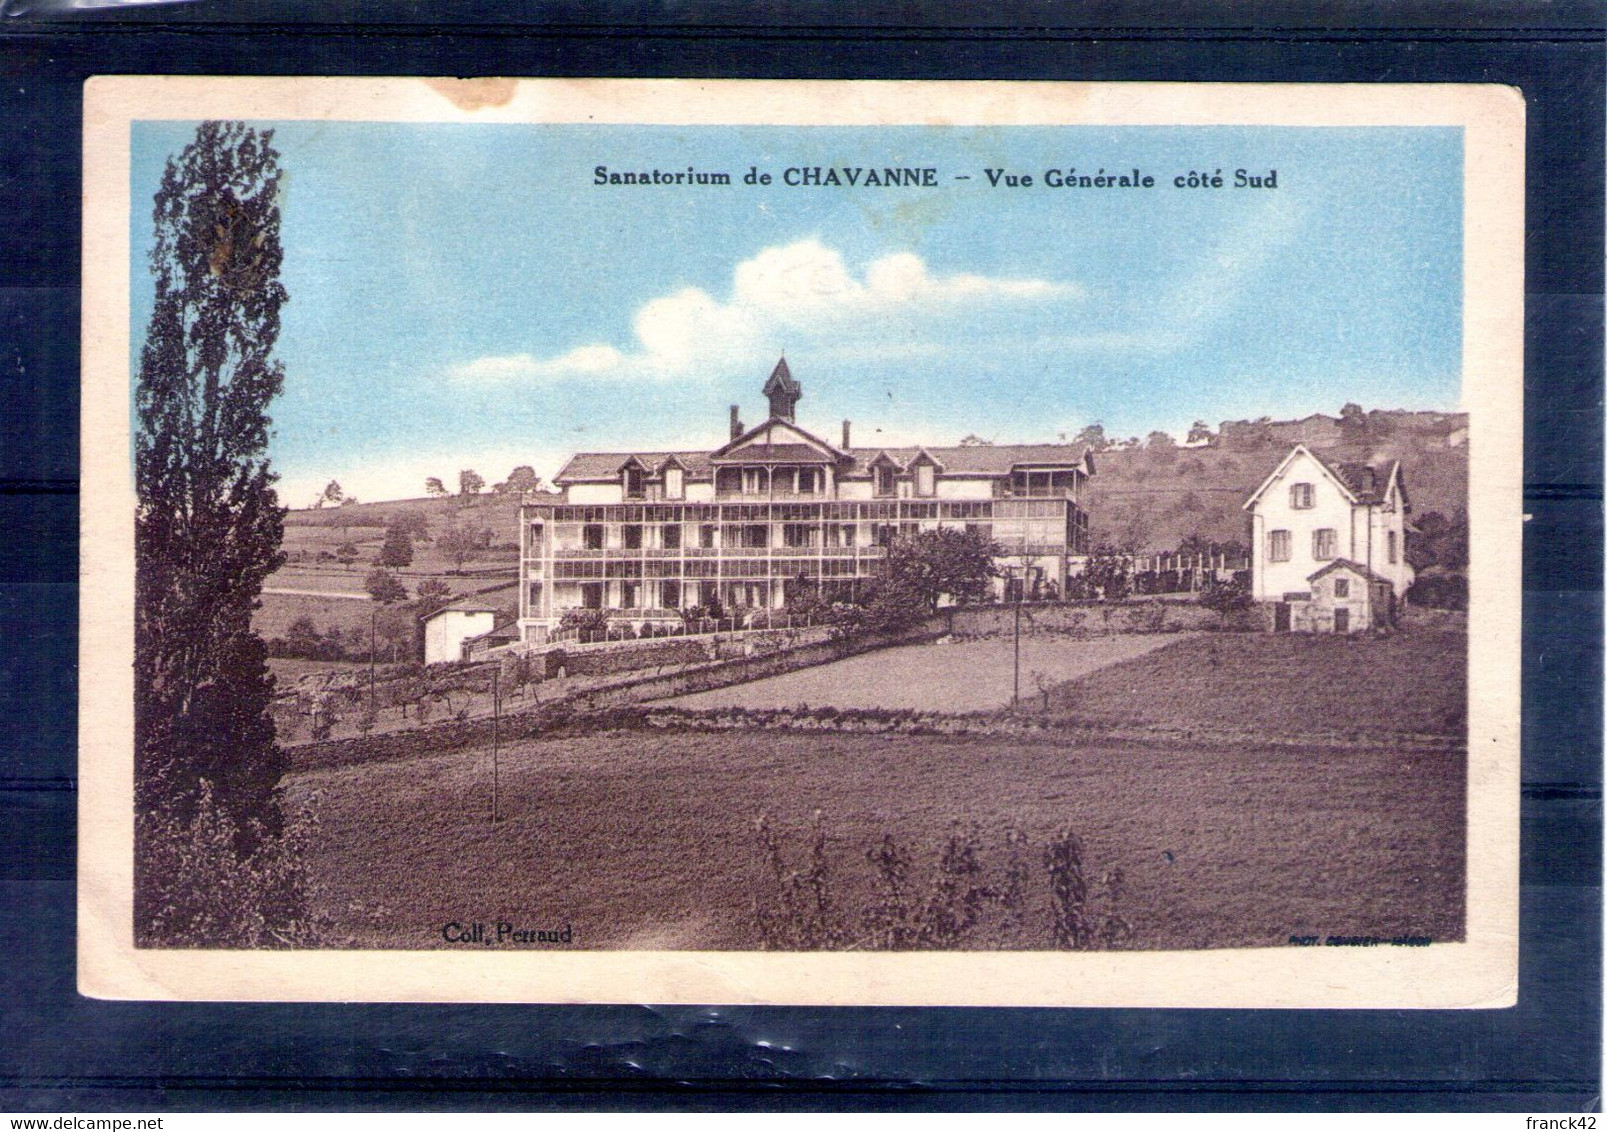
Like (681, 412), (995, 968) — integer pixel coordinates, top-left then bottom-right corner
(842, 419), (852, 449)
(729, 404), (743, 441)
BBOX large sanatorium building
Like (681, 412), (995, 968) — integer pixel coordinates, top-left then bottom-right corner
(516, 359), (1094, 645)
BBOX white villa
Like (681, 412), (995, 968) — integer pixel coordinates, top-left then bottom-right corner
(516, 359), (1096, 645)
(421, 601), (500, 665)
(1243, 443), (1415, 632)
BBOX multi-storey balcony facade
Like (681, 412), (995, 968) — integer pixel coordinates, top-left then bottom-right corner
(515, 359), (1095, 644)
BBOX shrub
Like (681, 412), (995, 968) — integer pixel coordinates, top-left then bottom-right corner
(751, 814), (1131, 951)
(1407, 572), (1467, 610)
(1199, 576), (1253, 627)
(559, 608), (610, 634)
(135, 781), (325, 948)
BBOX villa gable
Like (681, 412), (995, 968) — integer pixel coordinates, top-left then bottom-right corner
(709, 417), (843, 464)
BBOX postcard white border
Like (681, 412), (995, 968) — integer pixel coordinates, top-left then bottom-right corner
(79, 77), (1523, 1007)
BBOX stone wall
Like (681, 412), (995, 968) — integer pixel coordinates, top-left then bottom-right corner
(288, 623), (930, 772)
(945, 599), (1254, 638)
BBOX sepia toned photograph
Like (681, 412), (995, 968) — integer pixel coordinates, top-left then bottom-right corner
(78, 78), (1523, 1006)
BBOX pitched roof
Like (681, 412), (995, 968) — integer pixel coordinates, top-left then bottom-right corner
(1322, 457), (1403, 505)
(711, 443), (837, 464)
(422, 599), (501, 621)
(554, 440), (1096, 482)
(556, 450), (716, 482)
(837, 443), (1093, 477)
(763, 356), (800, 395)
(1307, 558), (1392, 584)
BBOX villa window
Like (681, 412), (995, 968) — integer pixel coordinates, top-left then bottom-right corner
(797, 468), (819, 495)
(1312, 528), (1337, 560)
(742, 524), (769, 549)
(664, 466), (684, 500)
(1290, 482), (1314, 509)
(582, 524), (604, 550)
(874, 465), (896, 497)
(1387, 530), (1398, 564)
(623, 524), (643, 549)
(620, 580), (639, 609)
(662, 523), (682, 550)
(623, 467), (645, 499)
(1268, 529), (1291, 563)
(660, 579), (681, 609)
(743, 467), (768, 495)
(699, 523), (716, 549)
(1333, 578), (1350, 599)
(915, 463), (936, 497)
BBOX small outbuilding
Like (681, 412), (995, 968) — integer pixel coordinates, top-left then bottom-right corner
(1270, 558), (1398, 634)
(421, 601), (499, 665)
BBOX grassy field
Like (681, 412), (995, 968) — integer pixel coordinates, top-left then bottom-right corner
(1047, 628), (1467, 737)
(287, 726), (1464, 951)
(282, 624), (1468, 950)
(665, 634), (1191, 713)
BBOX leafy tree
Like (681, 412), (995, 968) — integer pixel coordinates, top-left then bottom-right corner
(425, 476), (448, 498)
(494, 465), (541, 494)
(414, 577), (453, 615)
(392, 509), (430, 541)
(284, 616), (322, 654)
(1071, 423), (1108, 452)
(879, 528), (999, 615)
(1407, 510), (1469, 572)
(437, 520), (481, 572)
(1186, 420), (1215, 445)
(458, 468), (485, 498)
(1070, 544), (1132, 602)
(334, 541), (359, 566)
(958, 434), (993, 447)
(1198, 576), (1253, 626)
(1145, 430), (1176, 449)
(375, 604), (417, 661)
(365, 568), (408, 605)
(318, 480), (344, 508)
(134, 121), (290, 850)
(377, 523), (414, 567)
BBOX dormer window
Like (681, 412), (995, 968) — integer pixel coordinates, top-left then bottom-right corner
(1290, 483), (1314, 509)
(664, 465), (684, 500)
(915, 462), (936, 497)
(874, 465), (897, 497)
(622, 466), (645, 499)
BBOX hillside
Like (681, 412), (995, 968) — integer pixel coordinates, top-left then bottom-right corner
(274, 408), (1469, 569)
(1083, 410), (1468, 553)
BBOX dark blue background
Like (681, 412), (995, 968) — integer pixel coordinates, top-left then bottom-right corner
(1, 2), (1599, 1111)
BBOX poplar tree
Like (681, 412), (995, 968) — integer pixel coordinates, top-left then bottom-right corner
(134, 122), (289, 840)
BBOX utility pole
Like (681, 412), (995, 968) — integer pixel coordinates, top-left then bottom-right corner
(490, 665), (501, 824)
(369, 605), (377, 716)
(1012, 575), (1022, 708)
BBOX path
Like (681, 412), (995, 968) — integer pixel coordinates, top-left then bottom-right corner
(662, 633), (1195, 713)
(264, 587), (372, 601)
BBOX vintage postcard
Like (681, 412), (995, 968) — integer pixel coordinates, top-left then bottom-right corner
(79, 77), (1523, 1006)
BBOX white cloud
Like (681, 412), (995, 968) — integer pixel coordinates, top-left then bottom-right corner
(448, 238), (1080, 384)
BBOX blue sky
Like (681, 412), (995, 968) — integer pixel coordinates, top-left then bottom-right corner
(131, 122), (1463, 506)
